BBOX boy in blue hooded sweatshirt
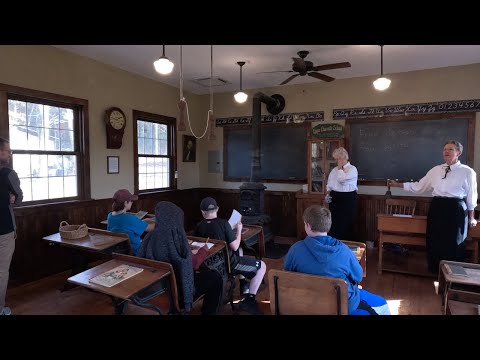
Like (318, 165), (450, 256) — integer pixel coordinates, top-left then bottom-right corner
(284, 205), (390, 315)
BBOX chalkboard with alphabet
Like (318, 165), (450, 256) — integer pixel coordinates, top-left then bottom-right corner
(345, 113), (475, 183)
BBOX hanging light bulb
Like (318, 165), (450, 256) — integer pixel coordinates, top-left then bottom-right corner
(373, 45), (391, 91)
(154, 45), (174, 75)
(234, 61), (248, 103)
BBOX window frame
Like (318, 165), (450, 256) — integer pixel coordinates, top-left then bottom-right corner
(133, 110), (176, 194)
(0, 83), (90, 205)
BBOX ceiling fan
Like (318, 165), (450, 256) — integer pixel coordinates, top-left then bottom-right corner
(258, 50), (351, 85)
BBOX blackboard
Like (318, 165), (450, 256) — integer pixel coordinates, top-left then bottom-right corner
(347, 115), (474, 182)
(224, 125), (308, 182)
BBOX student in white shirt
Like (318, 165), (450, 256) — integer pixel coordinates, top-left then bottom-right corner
(389, 140), (478, 274)
(325, 147), (359, 241)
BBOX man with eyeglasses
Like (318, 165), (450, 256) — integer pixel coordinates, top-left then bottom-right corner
(388, 140), (477, 274)
(0, 137), (23, 315)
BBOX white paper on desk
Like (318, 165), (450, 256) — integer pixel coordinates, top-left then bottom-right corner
(392, 214), (413, 218)
(229, 209), (242, 229)
(191, 242), (214, 249)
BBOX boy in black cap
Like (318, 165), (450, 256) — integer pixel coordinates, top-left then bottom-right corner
(194, 197), (266, 315)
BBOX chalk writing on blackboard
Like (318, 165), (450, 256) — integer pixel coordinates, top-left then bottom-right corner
(333, 99), (480, 120)
(217, 111), (324, 127)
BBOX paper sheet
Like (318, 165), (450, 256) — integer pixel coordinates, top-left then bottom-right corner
(392, 214), (413, 218)
(191, 242), (214, 249)
(229, 209), (242, 229)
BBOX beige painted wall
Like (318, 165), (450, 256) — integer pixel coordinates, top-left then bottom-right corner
(0, 46), (478, 198)
(199, 63), (480, 196)
(0, 45), (206, 199)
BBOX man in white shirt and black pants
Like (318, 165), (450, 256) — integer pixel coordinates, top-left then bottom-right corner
(389, 140), (478, 274)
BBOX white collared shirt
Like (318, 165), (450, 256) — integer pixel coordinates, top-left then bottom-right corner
(403, 161), (478, 210)
(326, 162), (358, 193)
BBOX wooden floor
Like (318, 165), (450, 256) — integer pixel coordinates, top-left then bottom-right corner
(5, 239), (443, 315)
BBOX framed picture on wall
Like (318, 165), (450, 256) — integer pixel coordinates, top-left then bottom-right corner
(183, 135), (196, 162)
(107, 156), (119, 174)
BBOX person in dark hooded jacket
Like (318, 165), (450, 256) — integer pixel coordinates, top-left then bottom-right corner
(138, 201), (223, 315)
(284, 205), (390, 315)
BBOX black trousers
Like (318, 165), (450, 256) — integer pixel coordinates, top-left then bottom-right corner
(328, 190), (358, 241)
(426, 197), (467, 274)
(194, 270), (223, 315)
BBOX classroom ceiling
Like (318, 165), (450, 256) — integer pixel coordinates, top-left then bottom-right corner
(53, 45), (480, 95)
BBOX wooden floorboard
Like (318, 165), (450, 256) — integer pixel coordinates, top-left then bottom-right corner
(5, 239), (443, 315)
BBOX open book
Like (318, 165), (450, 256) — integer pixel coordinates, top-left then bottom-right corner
(347, 245), (360, 253)
(135, 211), (149, 219)
(228, 209), (242, 229)
(89, 264), (144, 287)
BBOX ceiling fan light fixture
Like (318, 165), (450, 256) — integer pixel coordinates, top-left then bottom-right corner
(373, 77), (391, 91)
(373, 45), (390, 91)
(234, 61), (248, 104)
(154, 45), (174, 75)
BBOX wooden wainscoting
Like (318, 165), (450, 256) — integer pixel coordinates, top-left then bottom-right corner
(14, 187), (470, 287)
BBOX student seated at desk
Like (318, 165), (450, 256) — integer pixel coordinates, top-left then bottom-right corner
(107, 189), (154, 256)
(284, 205), (390, 315)
(138, 201), (223, 315)
(194, 197), (266, 315)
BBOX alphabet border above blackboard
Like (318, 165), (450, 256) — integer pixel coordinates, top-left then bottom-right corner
(333, 99), (480, 120)
(216, 111), (324, 127)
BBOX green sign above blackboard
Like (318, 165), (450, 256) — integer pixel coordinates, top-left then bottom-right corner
(312, 123), (344, 138)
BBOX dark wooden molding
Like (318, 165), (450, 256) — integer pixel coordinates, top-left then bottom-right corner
(132, 110), (176, 194)
(0, 82), (91, 202)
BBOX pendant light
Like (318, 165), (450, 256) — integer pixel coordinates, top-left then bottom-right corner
(373, 45), (391, 91)
(154, 45), (174, 75)
(234, 61), (248, 103)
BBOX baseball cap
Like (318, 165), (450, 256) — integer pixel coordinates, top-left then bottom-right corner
(113, 189), (138, 203)
(200, 197), (218, 211)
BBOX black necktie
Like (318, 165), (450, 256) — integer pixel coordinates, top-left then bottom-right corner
(442, 166), (451, 179)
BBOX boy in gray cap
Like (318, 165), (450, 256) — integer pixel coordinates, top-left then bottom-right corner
(194, 197), (266, 315)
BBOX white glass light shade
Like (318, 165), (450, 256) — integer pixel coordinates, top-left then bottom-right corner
(234, 91), (248, 103)
(373, 77), (391, 91)
(154, 57), (174, 75)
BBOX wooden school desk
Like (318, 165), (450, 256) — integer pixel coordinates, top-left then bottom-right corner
(241, 225), (266, 259)
(377, 214), (480, 275)
(341, 240), (367, 277)
(437, 260), (480, 315)
(42, 228), (131, 290)
(68, 253), (173, 315)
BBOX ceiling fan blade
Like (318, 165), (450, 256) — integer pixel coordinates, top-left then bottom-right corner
(256, 70), (295, 74)
(308, 72), (335, 82)
(280, 74), (300, 85)
(292, 57), (306, 72)
(312, 62), (351, 72)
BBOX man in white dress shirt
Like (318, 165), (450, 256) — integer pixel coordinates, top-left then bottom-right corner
(389, 140), (477, 274)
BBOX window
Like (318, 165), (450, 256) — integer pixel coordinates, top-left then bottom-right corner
(133, 110), (176, 192)
(0, 84), (90, 204)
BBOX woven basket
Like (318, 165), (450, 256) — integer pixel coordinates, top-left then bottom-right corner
(59, 221), (88, 240)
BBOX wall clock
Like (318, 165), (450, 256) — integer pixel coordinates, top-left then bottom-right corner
(105, 107), (126, 149)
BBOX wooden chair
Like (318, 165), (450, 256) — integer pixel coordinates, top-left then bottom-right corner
(385, 198), (416, 216)
(268, 269), (349, 315)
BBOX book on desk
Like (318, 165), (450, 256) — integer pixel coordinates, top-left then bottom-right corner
(444, 263), (468, 277)
(89, 264), (144, 287)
